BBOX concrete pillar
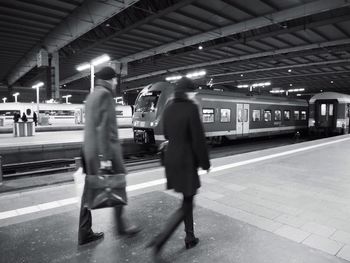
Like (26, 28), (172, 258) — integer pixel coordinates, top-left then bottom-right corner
(7, 85), (13, 102)
(110, 61), (128, 98)
(52, 52), (60, 101)
(0, 156), (3, 186)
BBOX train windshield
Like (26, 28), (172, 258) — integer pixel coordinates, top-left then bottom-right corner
(135, 91), (161, 112)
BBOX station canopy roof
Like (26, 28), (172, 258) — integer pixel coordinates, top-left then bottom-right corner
(1, 0), (350, 98)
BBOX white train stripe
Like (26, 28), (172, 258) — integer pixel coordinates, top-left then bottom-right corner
(1, 136), (349, 221)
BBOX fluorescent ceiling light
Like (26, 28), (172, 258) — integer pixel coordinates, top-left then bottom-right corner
(91, 54), (110, 66)
(252, 82), (271, 87)
(237, 84), (249, 88)
(288, 88), (305, 92)
(270, 90), (285, 94)
(186, 70), (206, 79)
(165, 75), (182, 81)
(76, 63), (91, 71)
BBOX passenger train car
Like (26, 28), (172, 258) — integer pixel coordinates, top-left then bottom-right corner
(132, 82), (308, 144)
(309, 92), (350, 136)
(0, 102), (133, 127)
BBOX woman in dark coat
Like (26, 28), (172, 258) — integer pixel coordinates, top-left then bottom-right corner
(149, 77), (210, 257)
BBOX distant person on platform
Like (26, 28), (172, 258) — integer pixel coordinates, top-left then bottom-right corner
(21, 112), (27, 122)
(13, 112), (20, 123)
(78, 66), (141, 246)
(33, 112), (38, 126)
(148, 77), (211, 259)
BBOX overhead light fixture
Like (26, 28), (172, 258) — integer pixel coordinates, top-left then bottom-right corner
(32, 82), (44, 89)
(237, 84), (249, 88)
(186, 70), (206, 79)
(331, 80), (334, 84)
(289, 83), (293, 87)
(288, 88), (305, 92)
(91, 54), (110, 66)
(252, 82), (271, 87)
(270, 90), (285, 94)
(198, 45), (203, 50)
(288, 69), (292, 72)
(240, 74), (244, 77)
(76, 63), (91, 71)
(165, 75), (183, 81)
(62, 94), (72, 104)
(296, 94), (302, 96)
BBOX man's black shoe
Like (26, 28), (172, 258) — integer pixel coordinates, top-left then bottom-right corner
(118, 225), (142, 237)
(79, 232), (104, 245)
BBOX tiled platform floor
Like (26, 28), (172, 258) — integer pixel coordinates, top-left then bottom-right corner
(1, 134), (350, 262)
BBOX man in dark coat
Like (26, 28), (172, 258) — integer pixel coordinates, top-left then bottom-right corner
(78, 66), (140, 246)
(148, 77), (210, 257)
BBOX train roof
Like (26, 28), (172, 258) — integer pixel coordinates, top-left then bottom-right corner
(143, 81), (307, 106)
(309, 92), (350, 104)
(193, 89), (308, 106)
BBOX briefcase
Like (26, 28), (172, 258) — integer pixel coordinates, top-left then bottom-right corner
(158, 140), (168, 166)
(84, 169), (127, 210)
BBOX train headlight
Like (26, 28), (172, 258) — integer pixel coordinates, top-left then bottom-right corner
(150, 120), (159, 127)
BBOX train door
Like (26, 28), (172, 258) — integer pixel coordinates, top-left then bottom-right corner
(236, 104), (250, 135)
(316, 101), (335, 129)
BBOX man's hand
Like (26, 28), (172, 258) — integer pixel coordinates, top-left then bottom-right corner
(100, 160), (112, 169)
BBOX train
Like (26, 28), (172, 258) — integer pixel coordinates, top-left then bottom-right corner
(132, 82), (309, 144)
(0, 102), (133, 128)
(309, 92), (350, 136)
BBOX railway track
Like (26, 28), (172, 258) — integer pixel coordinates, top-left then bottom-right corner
(2, 134), (307, 180)
(2, 154), (160, 179)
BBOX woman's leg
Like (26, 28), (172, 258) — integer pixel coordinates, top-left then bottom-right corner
(182, 195), (195, 241)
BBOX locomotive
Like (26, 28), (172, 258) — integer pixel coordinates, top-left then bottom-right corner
(132, 82), (308, 144)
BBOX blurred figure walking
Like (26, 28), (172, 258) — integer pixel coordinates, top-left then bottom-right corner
(148, 77), (210, 258)
(78, 66), (141, 246)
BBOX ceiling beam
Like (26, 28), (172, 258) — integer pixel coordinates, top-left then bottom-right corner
(6, 0), (141, 86)
(122, 39), (350, 82)
(118, 0), (350, 63)
(61, 0), (350, 85)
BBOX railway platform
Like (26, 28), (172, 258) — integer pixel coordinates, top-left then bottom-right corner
(1, 134), (350, 262)
(0, 129), (134, 165)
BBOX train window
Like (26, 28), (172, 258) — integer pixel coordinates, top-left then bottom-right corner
(0, 110), (17, 116)
(294, 110), (300, 120)
(202, 108), (214, 123)
(238, 109), (243, 122)
(220, 109), (231, 122)
(264, 110), (271, 121)
(301, 111), (307, 120)
(244, 109), (248, 122)
(321, 104), (326, 116)
(135, 91), (161, 112)
(329, 104), (333, 116)
(284, 110), (290, 121)
(274, 110), (281, 121)
(252, 110), (260, 122)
